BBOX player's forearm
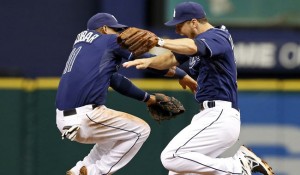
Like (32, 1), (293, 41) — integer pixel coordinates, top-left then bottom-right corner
(110, 73), (150, 102)
(160, 38), (197, 55)
(164, 66), (187, 79)
(148, 52), (178, 70)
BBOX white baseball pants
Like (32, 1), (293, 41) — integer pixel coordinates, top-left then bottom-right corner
(161, 101), (242, 175)
(56, 105), (150, 175)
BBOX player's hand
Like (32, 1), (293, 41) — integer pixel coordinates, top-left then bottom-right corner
(146, 94), (156, 106)
(61, 125), (80, 141)
(123, 58), (152, 69)
(179, 75), (197, 94)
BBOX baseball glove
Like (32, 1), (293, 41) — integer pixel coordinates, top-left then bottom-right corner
(148, 93), (185, 123)
(117, 27), (158, 57)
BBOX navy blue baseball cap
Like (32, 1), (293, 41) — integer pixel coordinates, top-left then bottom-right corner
(87, 13), (128, 30)
(165, 2), (206, 26)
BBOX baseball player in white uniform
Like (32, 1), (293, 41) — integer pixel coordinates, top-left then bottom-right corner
(56, 12), (196, 175)
(123, 2), (274, 175)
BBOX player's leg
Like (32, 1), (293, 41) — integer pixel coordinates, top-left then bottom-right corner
(235, 145), (274, 175)
(57, 107), (116, 175)
(161, 107), (242, 175)
(80, 106), (151, 175)
(67, 142), (115, 175)
(57, 108), (93, 175)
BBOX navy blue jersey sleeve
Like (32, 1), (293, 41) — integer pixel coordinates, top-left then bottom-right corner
(193, 39), (210, 57)
(108, 34), (134, 60)
(110, 73), (150, 102)
(194, 29), (231, 58)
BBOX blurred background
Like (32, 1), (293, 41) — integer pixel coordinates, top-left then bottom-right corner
(0, 0), (299, 175)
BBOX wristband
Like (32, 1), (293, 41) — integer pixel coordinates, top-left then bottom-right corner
(173, 67), (187, 79)
(143, 92), (151, 102)
(157, 37), (165, 47)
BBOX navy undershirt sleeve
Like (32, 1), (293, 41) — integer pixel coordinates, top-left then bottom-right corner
(139, 52), (156, 58)
(146, 68), (169, 76)
(110, 73), (150, 102)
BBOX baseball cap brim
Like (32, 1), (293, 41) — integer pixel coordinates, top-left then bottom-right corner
(164, 18), (187, 26)
(108, 24), (128, 28)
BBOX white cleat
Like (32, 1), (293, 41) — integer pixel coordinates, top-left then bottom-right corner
(235, 149), (251, 175)
(238, 145), (274, 175)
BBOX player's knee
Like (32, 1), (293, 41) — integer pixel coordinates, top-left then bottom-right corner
(136, 120), (150, 142)
(141, 122), (151, 139)
(160, 148), (175, 170)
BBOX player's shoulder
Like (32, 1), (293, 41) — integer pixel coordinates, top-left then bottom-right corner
(106, 34), (118, 42)
(197, 25), (231, 40)
(214, 25), (231, 35)
(73, 30), (118, 46)
(73, 30), (102, 45)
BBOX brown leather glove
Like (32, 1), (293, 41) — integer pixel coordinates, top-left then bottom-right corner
(148, 93), (185, 123)
(117, 27), (159, 57)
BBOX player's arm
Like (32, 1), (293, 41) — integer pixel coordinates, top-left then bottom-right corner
(147, 66), (197, 93)
(164, 66), (197, 93)
(147, 66), (186, 79)
(160, 38), (198, 55)
(109, 73), (156, 106)
(123, 51), (197, 93)
(123, 51), (178, 70)
(116, 42), (191, 84)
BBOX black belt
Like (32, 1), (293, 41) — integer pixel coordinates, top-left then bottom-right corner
(200, 101), (239, 111)
(200, 101), (215, 111)
(63, 104), (98, 116)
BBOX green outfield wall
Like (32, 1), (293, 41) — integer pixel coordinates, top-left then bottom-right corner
(0, 78), (299, 175)
(166, 0), (300, 27)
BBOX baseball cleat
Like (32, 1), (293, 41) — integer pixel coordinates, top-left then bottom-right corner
(238, 145), (274, 175)
(66, 170), (75, 175)
(235, 150), (251, 175)
(79, 166), (87, 175)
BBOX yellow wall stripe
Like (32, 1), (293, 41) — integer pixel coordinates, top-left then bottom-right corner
(238, 79), (300, 91)
(0, 78), (300, 91)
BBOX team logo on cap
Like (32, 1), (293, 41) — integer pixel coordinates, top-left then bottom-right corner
(173, 9), (176, 17)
